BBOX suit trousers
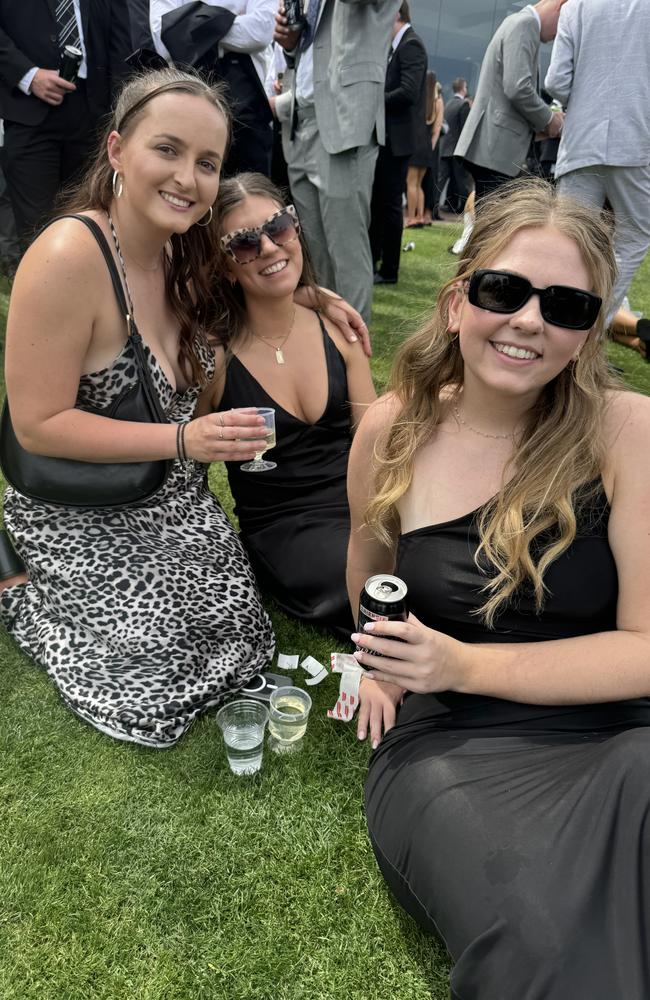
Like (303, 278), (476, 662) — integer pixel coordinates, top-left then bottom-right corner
(369, 145), (410, 281)
(284, 107), (378, 324)
(438, 154), (471, 213)
(557, 164), (650, 322)
(464, 161), (512, 202)
(3, 83), (96, 251)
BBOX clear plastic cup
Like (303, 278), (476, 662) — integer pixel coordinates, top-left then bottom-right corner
(216, 699), (269, 775)
(268, 686), (312, 754)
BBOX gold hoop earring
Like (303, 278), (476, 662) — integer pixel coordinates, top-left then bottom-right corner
(197, 206), (213, 227)
(112, 170), (123, 198)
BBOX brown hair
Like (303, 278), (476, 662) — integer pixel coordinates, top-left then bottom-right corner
(366, 178), (621, 626)
(213, 172), (322, 349)
(425, 70), (437, 123)
(61, 68), (231, 387)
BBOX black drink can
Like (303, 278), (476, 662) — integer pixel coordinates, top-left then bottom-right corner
(283, 0), (305, 31)
(59, 45), (83, 83)
(357, 575), (408, 654)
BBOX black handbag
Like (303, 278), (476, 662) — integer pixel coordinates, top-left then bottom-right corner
(0, 215), (173, 508)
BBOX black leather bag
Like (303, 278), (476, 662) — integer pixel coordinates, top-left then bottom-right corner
(0, 215), (173, 508)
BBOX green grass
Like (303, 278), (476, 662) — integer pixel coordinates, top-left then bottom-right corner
(1, 229), (649, 1000)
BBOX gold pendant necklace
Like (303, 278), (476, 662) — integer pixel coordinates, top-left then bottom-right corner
(250, 308), (296, 365)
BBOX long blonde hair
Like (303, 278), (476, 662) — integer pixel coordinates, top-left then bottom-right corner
(367, 178), (620, 626)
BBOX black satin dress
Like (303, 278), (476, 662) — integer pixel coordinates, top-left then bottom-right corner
(218, 318), (354, 635)
(365, 485), (650, 1000)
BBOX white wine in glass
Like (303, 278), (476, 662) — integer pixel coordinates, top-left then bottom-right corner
(241, 407), (277, 472)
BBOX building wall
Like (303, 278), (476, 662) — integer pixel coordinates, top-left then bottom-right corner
(409, 0), (553, 99)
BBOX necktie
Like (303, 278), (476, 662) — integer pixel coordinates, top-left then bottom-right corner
(56, 0), (81, 49)
(301, 0), (321, 51)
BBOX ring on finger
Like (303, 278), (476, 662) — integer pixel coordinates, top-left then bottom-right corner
(219, 427), (224, 440)
(218, 414), (224, 427)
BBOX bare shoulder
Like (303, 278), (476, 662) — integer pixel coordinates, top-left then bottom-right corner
(603, 389), (650, 451)
(356, 392), (402, 439)
(13, 213), (107, 302)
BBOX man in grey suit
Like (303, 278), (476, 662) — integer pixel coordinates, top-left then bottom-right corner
(455, 0), (565, 200)
(273, 0), (399, 323)
(545, 0), (650, 322)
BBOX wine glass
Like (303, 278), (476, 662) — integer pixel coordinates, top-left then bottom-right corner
(241, 407), (277, 472)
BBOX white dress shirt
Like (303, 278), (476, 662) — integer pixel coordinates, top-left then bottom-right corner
(150, 0), (275, 89)
(19, 0), (87, 95)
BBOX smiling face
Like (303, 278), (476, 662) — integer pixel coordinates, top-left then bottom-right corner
(108, 91), (228, 235)
(220, 194), (303, 301)
(447, 225), (594, 405)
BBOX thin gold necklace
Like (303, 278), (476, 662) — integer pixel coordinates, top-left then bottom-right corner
(249, 308), (296, 365)
(453, 401), (515, 440)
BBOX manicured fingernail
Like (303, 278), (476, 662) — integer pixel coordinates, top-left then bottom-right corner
(353, 650), (363, 660)
(363, 622), (375, 632)
(350, 335), (358, 341)
(351, 633), (360, 643)
(365, 672), (375, 679)
(358, 731), (365, 741)
(372, 740), (378, 750)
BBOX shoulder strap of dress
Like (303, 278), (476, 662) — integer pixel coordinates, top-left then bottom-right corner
(50, 214), (131, 328)
(48, 214), (167, 421)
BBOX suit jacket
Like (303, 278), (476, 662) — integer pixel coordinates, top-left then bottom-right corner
(276, 0), (400, 156)
(384, 25), (427, 157)
(454, 7), (552, 177)
(0, 0), (132, 127)
(545, 0), (650, 178)
(440, 93), (468, 158)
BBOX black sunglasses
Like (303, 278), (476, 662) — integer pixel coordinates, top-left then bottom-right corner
(467, 269), (602, 331)
(220, 205), (300, 264)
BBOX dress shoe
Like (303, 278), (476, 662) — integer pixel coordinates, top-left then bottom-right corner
(373, 274), (397, 285)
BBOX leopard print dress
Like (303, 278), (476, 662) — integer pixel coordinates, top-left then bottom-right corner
(1, 338), (275, 748)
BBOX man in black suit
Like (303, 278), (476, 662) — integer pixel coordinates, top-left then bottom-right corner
(369, 0), (427, 286)
(0, 0), (131, 249)
(438, 77), (471, 214)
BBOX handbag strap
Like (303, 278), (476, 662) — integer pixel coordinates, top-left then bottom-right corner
(56, 213), (169, 424)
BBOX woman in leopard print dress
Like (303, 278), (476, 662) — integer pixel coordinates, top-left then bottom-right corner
(0, 70), (278, 747)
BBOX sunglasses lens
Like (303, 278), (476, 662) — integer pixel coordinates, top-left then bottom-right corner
(264, 211), (297, 245)
(541, 286), (600, 330)
(229, 233), (261, 264)
(473, 271), (529, 313)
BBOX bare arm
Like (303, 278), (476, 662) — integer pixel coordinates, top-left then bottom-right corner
(346, 396), (399, 616)
(293, 285), (372, 357)
(355, 393), (650, 706)
(347, 396), (407, 746)
(322, 320), (376, 431)
(5, 222), (266, 466)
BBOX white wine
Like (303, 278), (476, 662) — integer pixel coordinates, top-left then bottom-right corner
(268, 695), (308, 744)
(254, 428), (276, 461)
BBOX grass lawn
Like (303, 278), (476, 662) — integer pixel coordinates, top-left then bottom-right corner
(0, 227), (649, 1000)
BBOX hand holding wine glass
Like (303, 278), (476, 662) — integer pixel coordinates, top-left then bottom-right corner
(241, 408), (277, 472)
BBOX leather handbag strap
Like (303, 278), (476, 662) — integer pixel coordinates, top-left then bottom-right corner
(54, 214), (169, 424)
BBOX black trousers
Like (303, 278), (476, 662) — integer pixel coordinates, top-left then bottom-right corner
(439, 154), (472, 213)
(369, 145), (410, 282)
(3, 82), (97, 251)
(464, 161), (513, 201)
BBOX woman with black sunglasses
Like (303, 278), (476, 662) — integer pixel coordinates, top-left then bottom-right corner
(347, 178), (650, 997)
(204, 173), (377, 636)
